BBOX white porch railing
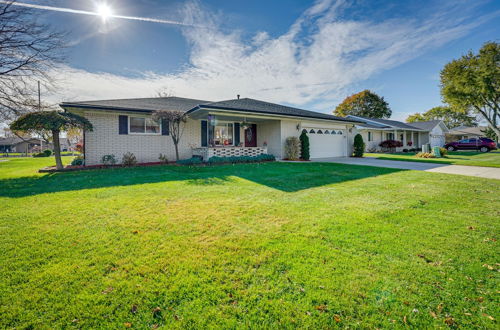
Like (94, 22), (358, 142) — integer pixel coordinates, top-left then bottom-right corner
(192, 147), (268, 161)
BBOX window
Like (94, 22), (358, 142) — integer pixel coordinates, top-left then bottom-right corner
(387, 132), (394, 140)
(337, 130), (343, 135)
(210, 122), (234, 146)
(324, 130), (330, 134)
(129, 117), (160, 134)
(309, 129), (315, 133)
(302, 129), (308, 134)
(368, 131), (373, 141)
(332, 130), (337, 135)
(317, 130), (323, 134)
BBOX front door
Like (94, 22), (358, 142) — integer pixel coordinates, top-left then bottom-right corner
(244, 124), (257, 147)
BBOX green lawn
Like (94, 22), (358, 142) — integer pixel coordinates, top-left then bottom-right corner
(366, 150), (500, 168)
(1, 157), (499, 328)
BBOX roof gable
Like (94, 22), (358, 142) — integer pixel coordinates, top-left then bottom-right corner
(407, 120), (443, 131)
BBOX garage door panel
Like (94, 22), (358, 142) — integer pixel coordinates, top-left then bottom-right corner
(307, 130), (345, 158)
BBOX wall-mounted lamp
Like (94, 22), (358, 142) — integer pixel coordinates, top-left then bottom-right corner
(296, 123), (300, 131)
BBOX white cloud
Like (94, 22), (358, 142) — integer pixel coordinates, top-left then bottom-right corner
(48, 0), (498, 113)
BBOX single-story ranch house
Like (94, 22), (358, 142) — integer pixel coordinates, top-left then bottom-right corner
(60, 97), (363, 165)
(346, 115), (448, 152)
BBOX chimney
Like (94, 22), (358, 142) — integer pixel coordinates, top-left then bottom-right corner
(237, 94), (240, 99)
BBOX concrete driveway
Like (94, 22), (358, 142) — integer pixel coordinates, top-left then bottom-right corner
(310, 157), (500, 180)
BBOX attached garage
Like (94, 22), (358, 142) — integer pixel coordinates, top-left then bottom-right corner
(303, 128), (346, 158)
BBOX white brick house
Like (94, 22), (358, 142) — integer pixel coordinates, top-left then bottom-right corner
(61, 97), (361, 165)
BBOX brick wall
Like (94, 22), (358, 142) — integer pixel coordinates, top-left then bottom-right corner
(84, 111), (200, 165)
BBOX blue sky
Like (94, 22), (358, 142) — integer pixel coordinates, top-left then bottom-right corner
(17, 0), (500, 121)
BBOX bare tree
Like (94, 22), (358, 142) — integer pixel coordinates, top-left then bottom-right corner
(152, 110), (187, 161)
(0, 1), (65, 121)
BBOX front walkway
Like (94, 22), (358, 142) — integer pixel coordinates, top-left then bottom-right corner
(310, 157), (500, 180)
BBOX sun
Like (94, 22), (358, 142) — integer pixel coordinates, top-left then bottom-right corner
(97, 3), (112, 21)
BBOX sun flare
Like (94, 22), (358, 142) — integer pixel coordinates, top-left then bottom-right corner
(97, 3), (112, 21)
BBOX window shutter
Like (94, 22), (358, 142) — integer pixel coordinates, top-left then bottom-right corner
(234, 122), (240, 146)
(119, 115), (128, 134)
(161, 119), (169, 135)
(201, 120), (208, 147)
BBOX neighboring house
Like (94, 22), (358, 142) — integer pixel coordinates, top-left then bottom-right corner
(60, 97), (361, 165)
(446, 126), (489, 142)
(346, 116), (449, 151)
(346, 115), (426, 151)
(0, 137), (42, 153)
(407, 120), (449, 148)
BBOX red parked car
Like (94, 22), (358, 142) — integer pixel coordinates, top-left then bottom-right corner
(444, 137), (497, 152)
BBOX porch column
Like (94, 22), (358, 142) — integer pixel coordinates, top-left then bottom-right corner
(394, 130), (397, 141)
(411, 131), (414, 147)
(402, 130), (407, 147)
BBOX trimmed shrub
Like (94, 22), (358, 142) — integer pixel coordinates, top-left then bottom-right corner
(176, 157), (203, 165)
(439, 147), (448, 156)
(33, 152), (47, 157)
(379, 140), (403, 149)
(208, 154), (276, 165)
(71, 156), (84, 166)
(353, 134), (365, 157)
(416, 152), (435, 158)
(43, 149), (52, 156)
(379, 139), (403, 152)
(299, 130), (310, 160)
(285, 137), (300, 160)
(101, 154), (117, 165)
(122, 152), (137, 166)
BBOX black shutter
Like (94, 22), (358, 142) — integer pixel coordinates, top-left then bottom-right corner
(161, 119), (169, 135)
(119, 115), (128, 134)
(234, 123), (240, 146)
(201, 120), (208, 147)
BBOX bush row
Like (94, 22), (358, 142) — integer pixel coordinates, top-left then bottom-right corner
(176, 157), (203, 166)
(33, 149), (53, 157)
(208, 154), (276, 164)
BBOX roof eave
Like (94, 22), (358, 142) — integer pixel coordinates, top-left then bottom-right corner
(189, 104), (362, 124)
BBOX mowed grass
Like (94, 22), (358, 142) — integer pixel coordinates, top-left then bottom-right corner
(0, 157), (499, 328)
(365, 150), (500, 168)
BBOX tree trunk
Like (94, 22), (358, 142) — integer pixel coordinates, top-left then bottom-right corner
(174, 143), (180, 161)
(52, 130), (63, 170)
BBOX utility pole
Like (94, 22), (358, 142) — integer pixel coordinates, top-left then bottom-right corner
(38, 81), (41, 111)
(38, 81), (42, 154)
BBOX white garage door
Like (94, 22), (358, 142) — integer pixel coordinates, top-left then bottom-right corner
(305, 128), (346, 158)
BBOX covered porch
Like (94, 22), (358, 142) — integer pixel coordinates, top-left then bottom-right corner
(189, 111), (281, 161)
(365, 128), (426, 152)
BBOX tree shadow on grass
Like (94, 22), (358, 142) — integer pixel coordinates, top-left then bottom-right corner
(0, 162), (405, 197)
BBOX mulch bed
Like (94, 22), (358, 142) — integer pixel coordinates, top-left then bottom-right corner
(38, 160), (276, 173)
(39, 161), (172, 173)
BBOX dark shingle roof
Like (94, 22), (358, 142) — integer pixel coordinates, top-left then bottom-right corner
(0, 137), (39, 146)
(197, 98), (358, 123)
(0, 137), (22, 146)
(60, 97), (211, 113)
(61, 96), (361, 123)
(407, 120), (442, 131)
(347, 115), (424, 130)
